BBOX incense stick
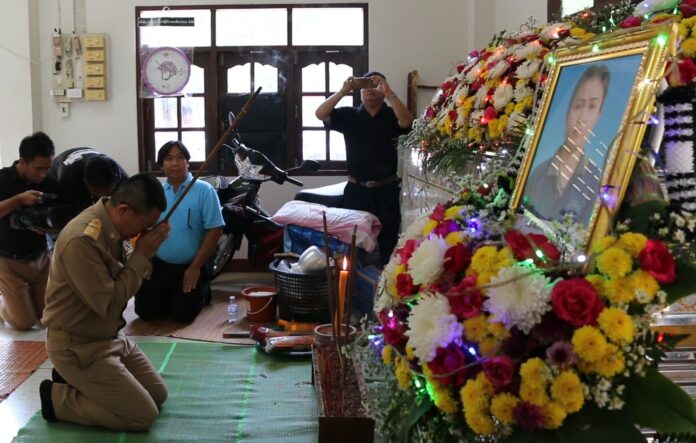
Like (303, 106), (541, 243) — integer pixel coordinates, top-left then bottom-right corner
(344, 225), (357, 330)
(322, 212), (337, 339)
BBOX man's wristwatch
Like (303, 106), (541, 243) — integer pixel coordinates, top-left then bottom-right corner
(386, 93), (397, 101)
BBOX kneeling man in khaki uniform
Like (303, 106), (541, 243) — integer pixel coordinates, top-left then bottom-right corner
(40, 173), (170, 431)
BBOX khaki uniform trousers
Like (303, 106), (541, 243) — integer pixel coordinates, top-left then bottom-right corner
(0, 252), (49, 330)
(46, 330), (168, 431)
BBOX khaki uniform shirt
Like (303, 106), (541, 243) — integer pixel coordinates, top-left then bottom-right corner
(42, 198), (151, 340)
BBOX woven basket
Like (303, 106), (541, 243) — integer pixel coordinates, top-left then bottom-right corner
(269, 258), (333, 323)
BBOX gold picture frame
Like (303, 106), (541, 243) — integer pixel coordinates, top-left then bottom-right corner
(509, 23), (678, 256)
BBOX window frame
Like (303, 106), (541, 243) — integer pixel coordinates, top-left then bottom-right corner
(135, 3), (369, 176)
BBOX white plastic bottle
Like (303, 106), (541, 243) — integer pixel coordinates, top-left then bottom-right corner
(227, 295), (239, 323)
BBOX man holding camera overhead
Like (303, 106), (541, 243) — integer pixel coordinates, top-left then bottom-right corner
(315, 72), (413, 265)
(0, 131), (58, 330)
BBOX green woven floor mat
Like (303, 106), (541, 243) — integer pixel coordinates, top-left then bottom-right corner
(13, 342), (317, 442)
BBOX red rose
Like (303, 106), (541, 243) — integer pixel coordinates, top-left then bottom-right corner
(446, 275), (482, 319)
(551, 278), (605, 326)
(427, 344), (469, 387)
(639, 239), (676, 283)
(483, 356), (516, 387)
(504, 230), (560, 265)
(444, 243), (472, 274)
(430, 203), (446, 222)
(397, 239), (419, 264)
(448, 109), (458, 123)
(680, 0), (696, 17)
(396, 273), (417, 297)
(425, 106), (437, 120)
(522, 34), (540, 43)
(378, 310), (408, 347)
(678, 58), (696, 85)
(619, 16), (642, 28)
(483, 106), (497, 122)
(456, 64), (466, 74)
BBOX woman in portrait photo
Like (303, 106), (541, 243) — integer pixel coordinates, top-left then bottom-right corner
(523, 64), (611, 226)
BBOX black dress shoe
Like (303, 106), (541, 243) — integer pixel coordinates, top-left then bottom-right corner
(51, 368), (66, 384)
(39, 380), (57, 422)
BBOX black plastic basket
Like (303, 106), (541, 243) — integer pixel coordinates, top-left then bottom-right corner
(269, 258), (333, 323)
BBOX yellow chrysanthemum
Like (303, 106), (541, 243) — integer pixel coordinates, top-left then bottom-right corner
(572, 326), (607, 363)
(519, 357), (550, 386)
(505, 102), (515, 115)
(428, 380), (459, 415)
(570, 27), (586, 37)
(487, 118), (501, 139)
(630, 269), (660, 303)
(593, 343), (625, 378)
(598, 307), (634, 344)
(576, 357), (594, 374)
(394, 355), (412, 390)
(422, 219), (438, 236)
(550, 371), (584, 413)
(592, 235), (617, 254)
(478, 337), (499, 358)
(488, 322), (509, 340)
(395, 263), (406, 275)
(405, 345), (416, 361)
(460, 373), (494, 410)
(617, 232), (648, 258)
(490, 393), (519, 425)
(542, 402), (568, 430)
(464, 314), (489, 343)
(382, 345), (394, 366)
(497, 247), (514, 268)
(469, 246), (499, 275)
(445, 231), (464, 247)
(681, 38), (696, 57)
(520, 380), (549, 406)
(465, 408), (496, 435)
(596, 247), (633, 280)
(585, 274), (607, 296)
(514, 101), (526, 113)
(606, 276), (634, 304)
(444, 205), (465, 220)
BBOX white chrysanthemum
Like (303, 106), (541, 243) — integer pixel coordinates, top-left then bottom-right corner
(540, 22), (572, 40)
(483, 266), (551, 333)
(513, 84), (533, 102)
(506, 111), (527, 130)
(406, 293), (463, 363)
(399, 214), (429, 246)
(513, 41), (543, 60)
(515, 59), (542, 79)
(487, 47), (507, 64)
(466, 61), (484, 83)
(470, 110), (484, 125)
(408, 236), (448, 285)
(488, 60), (510, 80)
(505, 43), (522, 57)
(474, 86), (490, 109)
(493, 82), (513, 110)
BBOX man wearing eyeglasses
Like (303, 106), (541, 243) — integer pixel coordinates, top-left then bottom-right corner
(40, 173), (171, 430)
(134, 141), (223, 323)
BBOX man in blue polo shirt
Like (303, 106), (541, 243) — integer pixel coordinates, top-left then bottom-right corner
(134, 141), (223, 323)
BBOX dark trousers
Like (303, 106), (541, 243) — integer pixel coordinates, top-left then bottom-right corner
(134, 258), (211, 324)
(343, 181), (401, 266)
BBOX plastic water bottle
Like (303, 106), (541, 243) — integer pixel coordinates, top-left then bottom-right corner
(228, 296), (239, 323)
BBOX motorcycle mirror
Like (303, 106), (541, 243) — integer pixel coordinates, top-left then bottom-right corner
(288, 160), (320, 175)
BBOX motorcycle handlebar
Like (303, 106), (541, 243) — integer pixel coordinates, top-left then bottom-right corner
(285, 176), (303, 187)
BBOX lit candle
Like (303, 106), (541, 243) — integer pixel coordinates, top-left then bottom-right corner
(337, 256), (348, 329)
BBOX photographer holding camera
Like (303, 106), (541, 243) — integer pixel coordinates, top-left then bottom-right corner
(0, 131), (58, 330)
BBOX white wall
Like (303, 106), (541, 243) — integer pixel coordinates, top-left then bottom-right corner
(0, 0), (36, 166)
(3, 0), (546, 215)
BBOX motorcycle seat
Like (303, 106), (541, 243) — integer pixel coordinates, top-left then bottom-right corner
(294, 181), (346, 208)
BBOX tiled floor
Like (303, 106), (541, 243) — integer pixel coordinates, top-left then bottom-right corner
(0, 272), (273, 443)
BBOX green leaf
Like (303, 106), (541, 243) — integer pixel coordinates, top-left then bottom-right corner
(622, 200), (668, 234)
(663, 260), (696, 305)
(502, 404), (645, 443)
(624, 367), (696, 436)
(395, 396), (433, 443)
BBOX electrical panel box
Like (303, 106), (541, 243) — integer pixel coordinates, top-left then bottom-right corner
(51, 32), (108, 104)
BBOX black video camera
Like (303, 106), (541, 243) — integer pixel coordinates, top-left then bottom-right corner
(10, 193), (72, 230)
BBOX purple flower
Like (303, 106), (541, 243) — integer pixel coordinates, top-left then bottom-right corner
(546, 341), (577, 368)
(512, 401), (545, 431)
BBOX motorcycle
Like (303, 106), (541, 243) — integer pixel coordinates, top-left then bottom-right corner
(208, 136), (321, 277)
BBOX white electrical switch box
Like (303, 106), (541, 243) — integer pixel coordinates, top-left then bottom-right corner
(66, 88), (83, 98)
(50, 89), (65, 96)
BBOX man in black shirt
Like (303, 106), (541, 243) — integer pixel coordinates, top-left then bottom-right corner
(0, 131), (58, 330)
(50, 148), (128, 222)
(316, 71), (413, 265)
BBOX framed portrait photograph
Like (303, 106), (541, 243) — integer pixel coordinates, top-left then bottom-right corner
(510, 24), (678, 256)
